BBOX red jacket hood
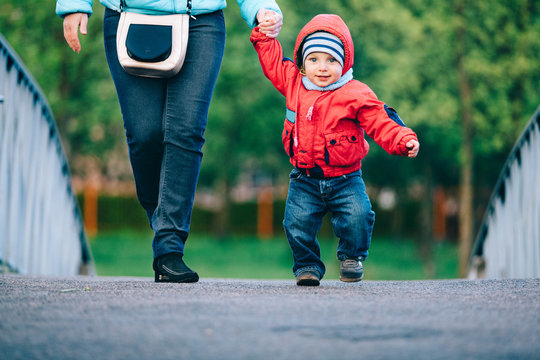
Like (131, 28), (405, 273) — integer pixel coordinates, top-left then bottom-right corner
(294, 14), (354, 76)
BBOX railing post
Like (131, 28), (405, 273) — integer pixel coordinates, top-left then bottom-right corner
(469, 106), (540, 279)
(0, 34), (94, 276)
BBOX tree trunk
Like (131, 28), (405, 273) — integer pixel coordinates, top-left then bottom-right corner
(420, 164), (435, 278)
(213, 177), (231, 240)
(455, 0), (475, 277)
(257, 186), (274, 239)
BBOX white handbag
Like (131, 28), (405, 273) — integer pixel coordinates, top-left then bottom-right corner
(116, 1), (191, 78)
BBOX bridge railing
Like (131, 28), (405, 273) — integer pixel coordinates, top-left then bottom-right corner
(0, 33), (94, 275)
(469, 106), (540, 279)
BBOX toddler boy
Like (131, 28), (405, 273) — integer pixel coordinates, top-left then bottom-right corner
(251, 14), (420, 285)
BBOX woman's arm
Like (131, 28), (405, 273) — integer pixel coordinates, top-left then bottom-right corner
(56, 0), (93, 17)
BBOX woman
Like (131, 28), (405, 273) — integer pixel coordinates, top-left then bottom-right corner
(57, 0), (282, 282)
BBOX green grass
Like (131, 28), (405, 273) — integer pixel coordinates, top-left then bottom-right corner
(89, 229), (459, 280)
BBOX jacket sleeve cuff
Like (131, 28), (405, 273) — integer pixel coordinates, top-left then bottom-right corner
(56, 0), (93, 17)
(250, 27), (270, 44)
(397, 133), (418, 156)
(240, 0), (282, 28)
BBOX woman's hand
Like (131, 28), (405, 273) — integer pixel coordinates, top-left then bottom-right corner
(63, 13), (88, 53)
(256, 9), (282, 38)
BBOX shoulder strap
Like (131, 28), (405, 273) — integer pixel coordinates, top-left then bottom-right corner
(186, 0), (193, 17)
(119, 1), (193, 14)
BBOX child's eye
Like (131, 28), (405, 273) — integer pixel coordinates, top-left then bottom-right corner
(329, 58), (336, 63)
(309, 58), (317, 62)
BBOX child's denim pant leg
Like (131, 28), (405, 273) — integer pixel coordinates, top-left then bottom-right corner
(327, 170), (375, 262)
(283, 169), (375, 278)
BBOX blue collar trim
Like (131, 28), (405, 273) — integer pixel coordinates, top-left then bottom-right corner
(302, 69), (353, 91)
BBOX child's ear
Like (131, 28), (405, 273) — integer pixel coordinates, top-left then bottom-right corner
(299, 67), (306, 75)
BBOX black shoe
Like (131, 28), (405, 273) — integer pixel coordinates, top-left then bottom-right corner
(295, 268), (321, 286)
(153, 253), (199, 283)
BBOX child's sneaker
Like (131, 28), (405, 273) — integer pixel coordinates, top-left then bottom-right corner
(295, 269), (321, 286)
(340, 259), (363, 282)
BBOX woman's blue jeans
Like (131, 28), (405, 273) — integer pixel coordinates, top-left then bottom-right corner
(103, 9), (226, 258)
(283, 169), (376, 278)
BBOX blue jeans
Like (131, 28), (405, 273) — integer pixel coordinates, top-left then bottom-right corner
(103, 8), (226, 258)
(283, 169), (376, 278)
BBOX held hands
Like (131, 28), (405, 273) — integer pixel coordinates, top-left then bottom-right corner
(63, 13), (88, 53)
(256, 9), (282, 38)
(406, 140), (420, 158)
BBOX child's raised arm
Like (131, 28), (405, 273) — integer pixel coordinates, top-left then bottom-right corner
(250, 28), (298, 96)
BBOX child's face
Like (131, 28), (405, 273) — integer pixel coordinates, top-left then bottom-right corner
(303, 52), (343, 87)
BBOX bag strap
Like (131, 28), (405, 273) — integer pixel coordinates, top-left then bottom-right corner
(186, 1), (193, 17)
(119, 0), (193, 16)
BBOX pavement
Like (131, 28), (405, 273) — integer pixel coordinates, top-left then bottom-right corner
(0, 274), (539, 360)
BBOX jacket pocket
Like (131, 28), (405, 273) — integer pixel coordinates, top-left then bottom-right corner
(324, 131), (368, 166)
(282, 119), (295, 158)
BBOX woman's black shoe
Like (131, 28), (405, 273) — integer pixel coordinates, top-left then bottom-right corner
(153, 253), (199, 283)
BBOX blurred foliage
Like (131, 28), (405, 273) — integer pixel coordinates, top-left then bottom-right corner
(90, 230), (459, 279)
(78, 194), (422, 239)
(1, 0), (539, 237)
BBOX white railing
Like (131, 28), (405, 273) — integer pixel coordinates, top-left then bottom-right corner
(0, 34), (93, 275)
(469, 106), (540, 279)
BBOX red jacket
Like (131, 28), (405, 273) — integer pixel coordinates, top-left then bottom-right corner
(251, 14), (418, 178)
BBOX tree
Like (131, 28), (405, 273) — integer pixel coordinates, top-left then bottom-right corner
(0, 1), (130, 184)
(454, 0), (540, 275)
(454, 0), (475, 277)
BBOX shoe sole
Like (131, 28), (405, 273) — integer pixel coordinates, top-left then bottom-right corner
(339, 275), (363, 282)
(155, 272), (199, 283)
(296, 278), (320, 286)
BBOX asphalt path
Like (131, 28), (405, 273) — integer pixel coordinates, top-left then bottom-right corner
(1, 274), (539, 360)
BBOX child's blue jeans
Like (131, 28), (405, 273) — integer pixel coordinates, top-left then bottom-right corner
(283, 168), (376, 279)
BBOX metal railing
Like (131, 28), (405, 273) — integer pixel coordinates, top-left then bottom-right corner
(0, 33), (93, 275)
(469, 106), (540, 279)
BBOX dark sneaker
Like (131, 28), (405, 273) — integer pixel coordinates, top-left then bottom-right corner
(153, 253), (199, 283)
(340, 259), (363, 282)
(295, 269), (321, 286)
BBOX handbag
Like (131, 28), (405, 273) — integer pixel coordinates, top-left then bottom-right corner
(116, 0), (192, 78)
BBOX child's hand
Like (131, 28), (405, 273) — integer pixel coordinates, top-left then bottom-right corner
(256, 9), (283, 38)
(406, 140), (420, 158)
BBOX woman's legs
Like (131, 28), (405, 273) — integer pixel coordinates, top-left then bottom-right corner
(104, 9), (164, 220)
(103, 9), (226, 258)
(151, 11), (226, 257)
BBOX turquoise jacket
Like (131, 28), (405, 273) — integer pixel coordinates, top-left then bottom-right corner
(56, 0), (281, 28)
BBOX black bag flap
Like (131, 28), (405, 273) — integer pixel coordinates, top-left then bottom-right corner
(126, 24), (172, 63)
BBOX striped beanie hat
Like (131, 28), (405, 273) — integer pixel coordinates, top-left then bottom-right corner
(302, 31), (345, 67)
